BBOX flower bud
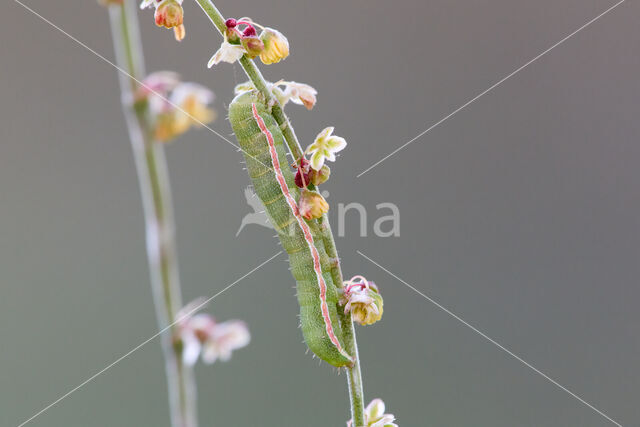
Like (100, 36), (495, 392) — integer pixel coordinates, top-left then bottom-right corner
(298, 189), (329, 220)
(259, 28), (290, 64)
(225, 18), (237, 28)
(242, 26), (257, 37)
(241, 36), (265, 59)
(309, 164), (330, 185)
(294, 158), (311, 188)
(225, 27), (241, 44)
(154, 0), (184, 29)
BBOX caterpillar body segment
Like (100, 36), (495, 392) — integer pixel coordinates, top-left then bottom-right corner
(229, 91), (353, 367)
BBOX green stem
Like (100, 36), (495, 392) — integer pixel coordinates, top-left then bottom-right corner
(108, 2), (197, 427)
(194, 1), (366, 424)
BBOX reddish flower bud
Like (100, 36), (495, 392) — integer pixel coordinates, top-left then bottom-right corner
(294, 158), (310, 188)
(242, 25), (257, 37)
(225, 18), (237, 28)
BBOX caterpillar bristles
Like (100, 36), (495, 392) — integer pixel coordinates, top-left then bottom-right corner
(229, 90), (353, 368)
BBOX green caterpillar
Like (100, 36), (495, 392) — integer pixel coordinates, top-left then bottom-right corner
(229, 90), (353, 367)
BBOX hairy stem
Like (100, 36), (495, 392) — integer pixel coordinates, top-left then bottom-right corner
(194, 1), (366, 424)
(108, 2), (197, 426)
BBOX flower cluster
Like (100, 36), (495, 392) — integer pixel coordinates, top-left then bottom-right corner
(341, 276), (384, 326)
(140, 0), (186, 41)
(208, 18), (289, 67)
(174, 299), (250, 366)
(135, 72), (215, 143)
(347, 399), (398, 427)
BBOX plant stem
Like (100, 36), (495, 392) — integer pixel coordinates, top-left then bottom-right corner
(108, 2), (197, 426)
(194, 1), (366, 424)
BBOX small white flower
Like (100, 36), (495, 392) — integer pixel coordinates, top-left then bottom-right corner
(366, 398), (397, 427)
(347, 398), (398, 427)
(208, 41), (246, 68)
(283, 81), (317, 110)
(306, 127), (347, 171)
(176, 299), (250, 366)
(201, 319), (251, 363)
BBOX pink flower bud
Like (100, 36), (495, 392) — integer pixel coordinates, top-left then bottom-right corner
(242, 25), (257, 37)
(225, 18), (237, 28)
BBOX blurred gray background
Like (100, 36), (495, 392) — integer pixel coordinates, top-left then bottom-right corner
(2, 0), (639, 425)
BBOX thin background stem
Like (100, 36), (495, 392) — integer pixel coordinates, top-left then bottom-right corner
(108, 2), (198, 426)
(193, 0), (366, 424)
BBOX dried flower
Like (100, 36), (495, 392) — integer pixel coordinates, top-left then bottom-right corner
(348, 398), (398, 427)
(140, 0), (186, 41)
(208, 40), (246, 68)
(154, 0), (183, 28)
(341, 276), (383, 326)
(306, 127), (347, 171)
(259, 28), (290, 64)
(298, 189), (329, 220)
(176, 299), (250, 366)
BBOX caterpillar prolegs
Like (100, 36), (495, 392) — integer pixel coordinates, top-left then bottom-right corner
(229, 90), (353, 367)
